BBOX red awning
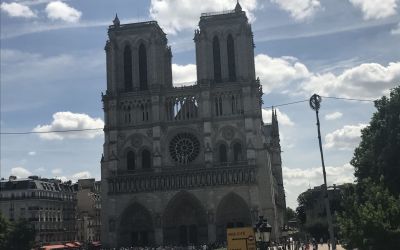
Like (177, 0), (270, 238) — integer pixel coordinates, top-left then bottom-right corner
(91, 241), (102, 246)
(65, 243), (78, 248)
(41, 245), (67, 250)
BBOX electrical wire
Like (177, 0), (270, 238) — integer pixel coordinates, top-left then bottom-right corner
(262, 95), (374, 110)
(1, 128), (103, 135)
(319, 95), (374, 102)
(0, 95), (375, 135)
(263, 99), (309, 109)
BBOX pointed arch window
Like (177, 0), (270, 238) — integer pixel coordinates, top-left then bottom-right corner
(219, 97), (223, 115)
(139, 44), (148, 91)
(213, 36), (222, 83)
(219, 144), (227, 163)
(233, 143), (242, 162)
(227, 34), (236, 82)
(142, 149), (151, 169)
(141, 104), (145, 121)
(127, 151), (135, 170)
(124, 45), (133, 91)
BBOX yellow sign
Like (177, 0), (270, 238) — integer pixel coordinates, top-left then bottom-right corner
(227, 227), (256, 250)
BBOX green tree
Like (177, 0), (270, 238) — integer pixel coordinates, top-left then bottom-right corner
(338, 179), (400, 250)
(351, 86), (400, 195)
(6, 219), (36, 250)
(0, 215), (36, 250)
(286, 207), (296, 222)
(338, 86), (400, 249)
(0, 212), (10, 250)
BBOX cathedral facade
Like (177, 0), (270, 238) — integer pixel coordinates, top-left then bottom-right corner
(101, 3), (285, 248)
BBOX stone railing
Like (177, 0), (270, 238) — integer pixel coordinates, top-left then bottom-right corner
(107, 165), (257, 194)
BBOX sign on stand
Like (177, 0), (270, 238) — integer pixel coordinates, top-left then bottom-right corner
(227, 227), (256, 250)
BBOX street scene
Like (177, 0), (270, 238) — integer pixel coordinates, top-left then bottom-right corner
(1, 0), (399, 250)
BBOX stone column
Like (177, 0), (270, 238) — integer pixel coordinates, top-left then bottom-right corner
(201, 89), (213, 167)
(207, 210), (216, 243)
(154, 214), (164, 245)
(151, 95), (162, 171)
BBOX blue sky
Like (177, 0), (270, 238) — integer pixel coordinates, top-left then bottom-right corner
(1, 0), (399, 209)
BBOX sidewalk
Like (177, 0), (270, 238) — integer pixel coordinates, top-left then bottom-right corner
(272, 244), (346, 250)
(317, 244), (345, 250)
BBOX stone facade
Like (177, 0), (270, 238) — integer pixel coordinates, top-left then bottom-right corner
(76, 179), (101, 243)
(101, 3), (285, 248)
(0, 176), (77, 246)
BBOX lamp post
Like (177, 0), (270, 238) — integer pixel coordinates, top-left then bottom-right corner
(309, 94), (336, 250)
(254, 216), (272, 250)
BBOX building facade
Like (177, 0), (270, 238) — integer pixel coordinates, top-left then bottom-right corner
(0, 176), (77, 245)
(76, 178), (101, 243)
(101, 3), (285, 247)
(299, 184), (344, 236)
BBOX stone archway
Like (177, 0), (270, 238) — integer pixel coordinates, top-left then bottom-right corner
(163, 191), (208, 245)
(118, 202), (154, 247)
(216, 192), (252, 241)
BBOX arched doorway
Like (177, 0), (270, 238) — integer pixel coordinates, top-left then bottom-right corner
(118, 203), (154, 247)
(163, 191), (208, 245)
(216, 192), (252, 241)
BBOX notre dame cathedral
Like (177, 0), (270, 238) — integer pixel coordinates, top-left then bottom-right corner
(100, 2), (285, 248)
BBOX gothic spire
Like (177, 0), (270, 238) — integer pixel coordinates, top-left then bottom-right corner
(235, 0), (242, 12)
(113, 13), (120, 27)
(271, 107), (279, 139)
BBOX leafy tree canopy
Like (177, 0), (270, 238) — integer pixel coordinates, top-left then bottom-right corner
(338, 178), (400, 250)
(351, 86), (400, 195)
(286, 207), (296, 222)
(0, 213), (35, 250)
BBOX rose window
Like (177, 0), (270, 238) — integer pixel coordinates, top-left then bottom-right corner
(169, 133), (200, 164)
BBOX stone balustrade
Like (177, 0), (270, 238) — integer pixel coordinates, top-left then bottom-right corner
(108, 165), (257, 194)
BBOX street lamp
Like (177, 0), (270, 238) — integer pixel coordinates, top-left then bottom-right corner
(309, 94), (336, 250)
(254, 216), (272, 250)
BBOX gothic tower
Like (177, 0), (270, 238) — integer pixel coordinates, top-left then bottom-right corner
(101, 3), (285, 248)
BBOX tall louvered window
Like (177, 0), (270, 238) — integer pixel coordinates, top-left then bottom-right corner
(139, 44), (148, 90)
(227, 34), (236, 81)
(213, 36), (222, 83)
(124, 45), (133, 91)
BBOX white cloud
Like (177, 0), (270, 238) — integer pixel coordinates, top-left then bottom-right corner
(56, 176), (69, 182)
(324, 111), (343, 120)
(255, 54), (310, 94)
(349, 0), (397, 20)
(172, 63), (197, 86)
(32, 111), (104, 140)
(51, 168), (63, 175)
(391, 22), (400, 35)
(283, 163), (355, 208)
(271, 0), (321, 21)
(1, 2), (36, 18)
(262, 108), (294, 126)
(71, 171), (91, 182)
(301, 62), (400, 99)
(325, 123), (367, 150)
(149, 0), (258, 34)
(255, 53), (400, 100)
(10, 167), (32, 178)
(45, 1), (81, 23)
(28, 151), (37, 156)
